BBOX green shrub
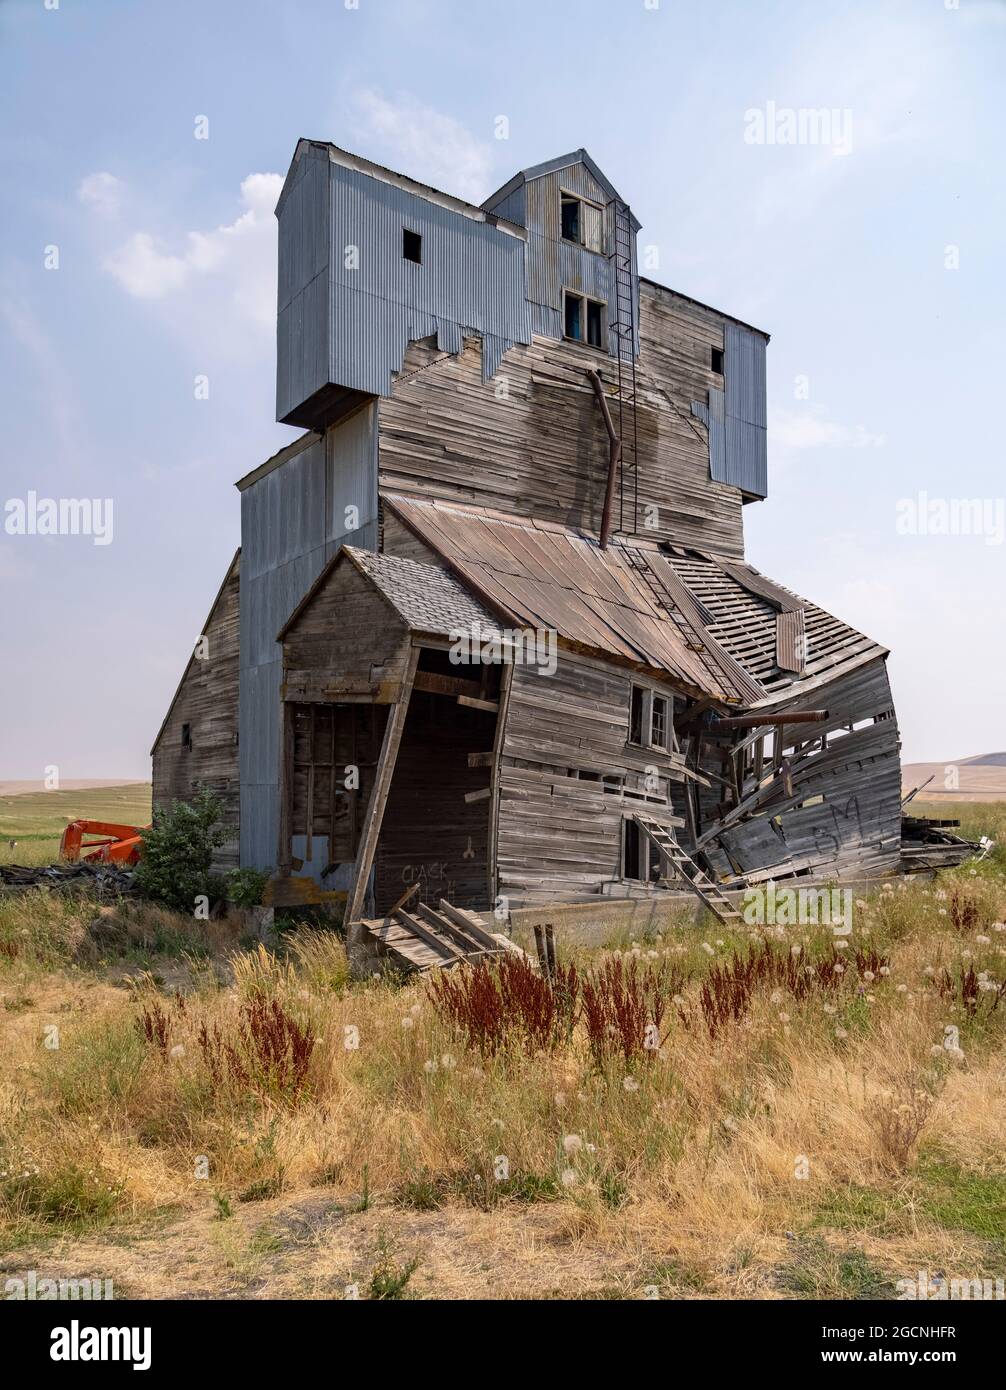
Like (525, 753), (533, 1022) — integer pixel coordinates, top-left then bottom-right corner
(136, 788), (226, 913)
(226, 867), (271, 908)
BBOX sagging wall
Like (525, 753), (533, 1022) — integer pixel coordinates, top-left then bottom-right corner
(152, 554), (241, 871)
(691, 658), (903, 881)
(378, 277), (748, 556)
(495, 649), (686, 907)
(280, 556), (414, 884)
(239, 406), (379, 870)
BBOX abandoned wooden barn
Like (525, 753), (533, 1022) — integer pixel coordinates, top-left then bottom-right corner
(152, 139), (965, 939)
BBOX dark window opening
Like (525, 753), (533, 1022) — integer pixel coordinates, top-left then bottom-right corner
(403, 228), (422, 264)
(587, 299), (603, 348)
(181, 722), (192, 751)
(651, 696), (668, 751)
(629, 685), (644, 744)
(564, 292), (582, 341)
(561, 195), (580, 243)
(711, 346), (724, 374)
(623, 817), (642, 880)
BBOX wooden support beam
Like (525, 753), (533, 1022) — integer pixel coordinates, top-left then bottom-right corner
(487, 663), (513, 908)
(344, 649), (418, 925)
(587, 368), (621, 550)
(458, 695), (499, 712)
(709, 710), (828, 730)
(277, 701), (294, 876)
(414, 670), (484, 700)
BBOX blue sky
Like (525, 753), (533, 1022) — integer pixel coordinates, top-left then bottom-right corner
(0, 0), (1003, 780)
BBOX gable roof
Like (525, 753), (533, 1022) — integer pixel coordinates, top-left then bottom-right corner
(481, 148), (642, 231)
(276, 139), (525, 236)
(382, 494), (762, 704)
(276, 544), (501, 643)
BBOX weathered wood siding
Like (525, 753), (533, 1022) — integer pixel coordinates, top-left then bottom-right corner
(152, 554), (241, 871)
(378, 278), (746, 555)
(281, 558), (411, 701)
(496, 650), (685, 906)
(691, 657), (902, 881)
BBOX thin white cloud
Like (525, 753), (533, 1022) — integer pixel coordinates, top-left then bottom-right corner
(105, 232), (189, 299)
(771, 404), (886, 451)
(78, 171), (123, 218)
(348, 89), (492, 202)
(97, 173), (283, 351)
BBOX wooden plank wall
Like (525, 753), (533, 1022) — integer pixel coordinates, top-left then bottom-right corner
(496, 650), (686, 906)
(281, 560), (412, 699)
(152, 556), (241, 871)
(378, 280), (745, 556)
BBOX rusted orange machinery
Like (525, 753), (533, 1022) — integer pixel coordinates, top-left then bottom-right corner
(60, 820), (148, 866)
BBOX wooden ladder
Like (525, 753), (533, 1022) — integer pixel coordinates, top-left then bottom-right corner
(633, 813), (741, 925)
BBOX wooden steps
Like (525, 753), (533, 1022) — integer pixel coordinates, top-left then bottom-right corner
(356, 898), (526, 974)
(633, 813), (743, 925)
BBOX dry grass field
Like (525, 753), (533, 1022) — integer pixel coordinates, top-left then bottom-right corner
(1, 802), (1004, 1302)
(0, 784), (152, 868)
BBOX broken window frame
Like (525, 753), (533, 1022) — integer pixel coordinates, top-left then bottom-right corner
(711, 345), (724, 375)
(560, 192), (605, 253)
(563, 289), (606, 349)
(181, 722), (192, 751)
(627, 683), (676, 753)
(621, 816), (662, 882)
(402, 227), (422, 264)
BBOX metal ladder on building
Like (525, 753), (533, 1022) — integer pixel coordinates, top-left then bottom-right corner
(610, 199), (639, 535)
(633, 813), (741, 925)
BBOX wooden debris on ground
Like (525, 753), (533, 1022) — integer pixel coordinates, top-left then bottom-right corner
(355, 897), (527, 973)
(900, 816), (982, 874)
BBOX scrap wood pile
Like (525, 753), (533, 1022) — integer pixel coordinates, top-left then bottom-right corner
(0, 861), (137, 897)
(357, 892), (527, 973)
(900, 815), (984, 874)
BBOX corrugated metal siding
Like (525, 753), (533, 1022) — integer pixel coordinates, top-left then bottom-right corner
(522, 165), (637, 361)
(239, 407), (379, 868)
(692, 325), (768, 499)
(338, 170), (530, 392)
(279, 158), (532, 421)
(278, 151), (640, 421)
(276, 149), (331, 423)
(484, 183), (526, 226)
(723, 323), (768, 496)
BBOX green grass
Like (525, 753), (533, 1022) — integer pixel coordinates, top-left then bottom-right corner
(0, 783), (152, 867)
(777, 1237), (896, 1300)
(812, 1164), (1006, 1247)
(916, 1162), (1006, 1244)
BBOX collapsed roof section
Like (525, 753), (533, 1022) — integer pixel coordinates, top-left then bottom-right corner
(662, 551), (887, 708)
